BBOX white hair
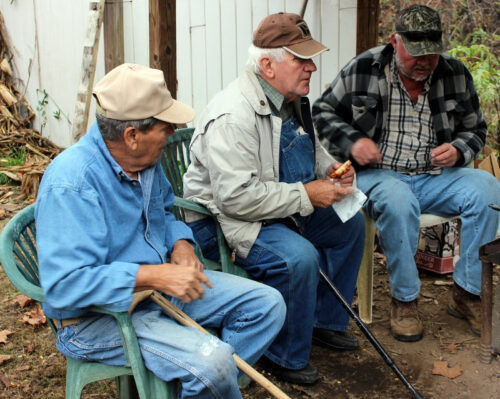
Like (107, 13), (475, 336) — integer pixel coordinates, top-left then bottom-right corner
(246, 44), (287, 74)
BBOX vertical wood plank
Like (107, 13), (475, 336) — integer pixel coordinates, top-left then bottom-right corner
(72, 0), (105, 143)
(356, 0), (379, 55)
(252, 0), (268, 30)
(285, 0), (303, 14)
(339, 0), (357, 67)
(190, 0), (207, 114)
(268, 0), (285, 14)
(320, 0), (340, 94)
(176, 0), (193, 109)
(104, 0), (124, 72)
(149, 0), (177, 96)
(205, 0), (222, 100)
(235, 0), (252, 74)
(220, 0), (237, 87)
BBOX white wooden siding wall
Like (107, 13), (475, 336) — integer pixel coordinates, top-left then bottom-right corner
(0, 0), (356, 147)
(176, 0), (358, 119)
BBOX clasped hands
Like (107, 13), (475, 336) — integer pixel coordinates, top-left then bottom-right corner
(350, 137), (459, 167)
(135, 239), (212, 304)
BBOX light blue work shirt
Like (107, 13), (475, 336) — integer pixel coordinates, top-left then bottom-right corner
(35, 122), (194, 320)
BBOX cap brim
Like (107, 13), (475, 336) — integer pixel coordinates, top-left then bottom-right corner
(284, 39), (329, 59)
(401, 36), (443, 56)
(154, 99), (195, 124)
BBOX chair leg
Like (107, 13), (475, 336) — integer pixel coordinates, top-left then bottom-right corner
(116, 375), (139, 399)
(357, 212), (376, 324)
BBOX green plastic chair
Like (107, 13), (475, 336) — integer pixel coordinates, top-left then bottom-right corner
(0, 204), (177, 399)
(161, 128), (248, 278)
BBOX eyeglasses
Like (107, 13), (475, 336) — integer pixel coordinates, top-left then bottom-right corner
(398, 30), (442, 42)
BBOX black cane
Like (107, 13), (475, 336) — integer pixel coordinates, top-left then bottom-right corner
(319, 268), (425, 399)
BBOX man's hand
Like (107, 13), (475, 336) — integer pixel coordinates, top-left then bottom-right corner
(430, 143), (460, 167)
(350, 138), (382, 165)
(135, 264), (213, 303)
(171, 239), (204, 272)
(304, 180), (353, 208)
(325, 161), (355, 187)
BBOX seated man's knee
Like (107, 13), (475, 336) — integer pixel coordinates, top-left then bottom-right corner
(370, 180), (418, 219)
(260, 285), (286, 322)
(287, 241), (320, 277)
(200, 341), (238, 390)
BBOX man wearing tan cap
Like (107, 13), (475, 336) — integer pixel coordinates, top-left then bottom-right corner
(35, 63), (285, 398)
(183, 13), (365, 385)
(313, 5), (500, 342)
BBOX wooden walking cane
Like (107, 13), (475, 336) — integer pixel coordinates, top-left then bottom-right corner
(130, 290), (291, 399)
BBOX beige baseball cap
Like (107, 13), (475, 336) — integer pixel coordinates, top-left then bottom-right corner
(92, 63), (195, 124)
(253, 13), (328, 59)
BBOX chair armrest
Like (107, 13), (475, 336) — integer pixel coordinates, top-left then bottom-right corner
(173, 197), (212, 216)
(172, 198), (249, 278)
(89, 306), (152, 396)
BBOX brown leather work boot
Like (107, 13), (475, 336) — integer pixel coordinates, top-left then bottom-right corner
(390, 298), (423, 342)
(447, 283), (481, 336)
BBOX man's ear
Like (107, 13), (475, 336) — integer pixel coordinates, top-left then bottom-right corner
(259, 56), (275, 79)
(390, 33), (398, 50)
(123, 126), (139, 150)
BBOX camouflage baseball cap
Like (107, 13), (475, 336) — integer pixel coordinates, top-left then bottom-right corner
(395, 5), (443, 56)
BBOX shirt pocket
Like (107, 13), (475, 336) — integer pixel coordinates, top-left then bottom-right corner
(351, 96), (378, 135)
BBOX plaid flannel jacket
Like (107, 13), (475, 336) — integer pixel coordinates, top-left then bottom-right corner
(312, 44), (487, 169)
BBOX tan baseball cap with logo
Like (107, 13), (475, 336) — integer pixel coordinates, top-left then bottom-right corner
(253, 12), (328, 59)
(93, 63), (195, 124)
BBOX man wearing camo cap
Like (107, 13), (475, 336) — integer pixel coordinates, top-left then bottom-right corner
(313, 5), (500, 342)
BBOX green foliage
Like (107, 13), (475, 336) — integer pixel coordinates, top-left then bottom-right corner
(35, 88), (71, 131)
(0, 147), (26, 185)
(448, 35), (499, 150)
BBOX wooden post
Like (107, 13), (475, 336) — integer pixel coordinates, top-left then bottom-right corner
(149, 0), (177, 96)
(72, 0), (106, 143)
(356, 0), (380, 55)
(104, 0), (124, 72)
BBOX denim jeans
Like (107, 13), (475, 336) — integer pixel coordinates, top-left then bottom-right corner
(55, 270), (285, 399)
(357, 167), (500, 301)
(190, 208), (364, 370)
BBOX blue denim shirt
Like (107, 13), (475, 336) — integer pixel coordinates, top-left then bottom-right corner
(35, 122), (194, 319)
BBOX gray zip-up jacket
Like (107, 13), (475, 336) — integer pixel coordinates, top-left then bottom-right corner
(183, 69), (336, 258)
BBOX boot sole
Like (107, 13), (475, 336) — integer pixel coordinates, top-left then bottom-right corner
(446, 305), (480, 336)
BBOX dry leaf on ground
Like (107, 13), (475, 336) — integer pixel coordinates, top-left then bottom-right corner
(0, 329), (13, 344)
(20, 303), (46, 327)
(12, 294), (33, 308)
(443, 343), (458, 354)
(0, 355), (13, 365)
(432, 360), (463, 379)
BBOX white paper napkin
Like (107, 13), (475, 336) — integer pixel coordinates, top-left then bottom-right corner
(331, 186), (367, 223)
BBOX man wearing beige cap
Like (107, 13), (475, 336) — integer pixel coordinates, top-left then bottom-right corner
(183, 13), (365, 385)
(35, 63), (285, 398)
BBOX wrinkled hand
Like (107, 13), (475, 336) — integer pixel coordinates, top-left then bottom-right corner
(325, 161), (355, 187)
(304, 180), (353, 208)
(170, 239), (204, 272)
(135, 264), (213, 303)
(351, 138), (382, 165)
(430, 143), (460, 167)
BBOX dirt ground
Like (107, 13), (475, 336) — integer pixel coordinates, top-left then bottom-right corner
(0, 199), (499, 399)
